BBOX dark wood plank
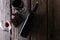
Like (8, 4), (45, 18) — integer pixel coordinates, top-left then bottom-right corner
(30, 0), (47, 40)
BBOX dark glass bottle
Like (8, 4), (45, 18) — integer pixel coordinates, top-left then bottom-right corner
(12, 0), (24, 10)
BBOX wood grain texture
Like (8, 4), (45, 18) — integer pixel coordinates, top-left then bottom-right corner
(30, 0), (47, 40)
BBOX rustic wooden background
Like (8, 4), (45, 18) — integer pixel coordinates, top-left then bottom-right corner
(30, 0), (60, 40)
(30, 0), (47, 40)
